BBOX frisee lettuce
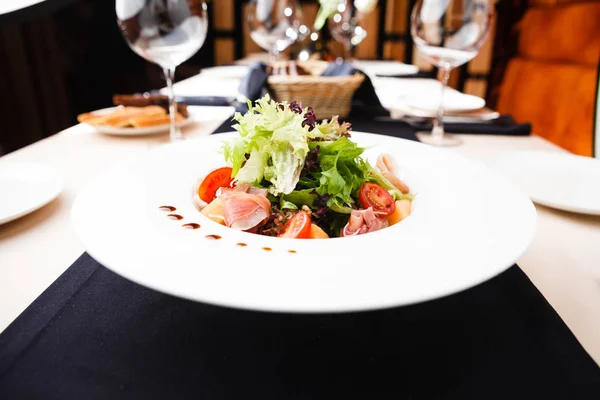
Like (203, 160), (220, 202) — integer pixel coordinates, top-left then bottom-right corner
(223, 95), (349, 196)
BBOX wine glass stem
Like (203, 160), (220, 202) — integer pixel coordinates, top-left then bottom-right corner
(163, 67), (181, 142)
(268, 47), (279, 65)
(432, 66), (451, 145)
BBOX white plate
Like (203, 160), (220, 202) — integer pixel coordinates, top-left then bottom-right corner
(352, 60), (419, 77)
(487, 150), (600, 215)
(82, 107), (196, 136)
(373, 78), (486, 114)
(71, 132), (536, 313)
(168, 75), (243, 98)
(407, 91), (486, 113)
(0, 162), (63, 225)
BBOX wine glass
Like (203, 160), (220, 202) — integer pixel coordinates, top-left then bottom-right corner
(328, 0), (368, 61)
(410, 0), (491, 146)
(116, 0), (208, 142)
(247, 0), (301, 64)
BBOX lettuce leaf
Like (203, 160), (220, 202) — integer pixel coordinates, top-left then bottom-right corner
(223, 95), (310, 196)
(223, 95), (351, 197)
(282, 189), (317, 208)
(307, 138), (369, 213)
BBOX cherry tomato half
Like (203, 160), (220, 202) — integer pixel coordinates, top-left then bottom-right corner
(197, 167), (234, 203)
(278, 211), (312, 239)
(359, 182), (396, 216)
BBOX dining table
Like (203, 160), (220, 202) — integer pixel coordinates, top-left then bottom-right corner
(1, 66), (599, 398)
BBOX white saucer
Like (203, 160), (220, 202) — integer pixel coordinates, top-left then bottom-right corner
(487, 150), (600, 215)
(352, 60), (419, 77)
(407, 91), (486, 113)
(0, 162), (63, 225)
(82, 107), (196, 136)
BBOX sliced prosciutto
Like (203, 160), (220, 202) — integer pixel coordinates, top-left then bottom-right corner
(376, 154), (410, 194)
(216, 185), (271, 231)
(341, 207), (388, 237)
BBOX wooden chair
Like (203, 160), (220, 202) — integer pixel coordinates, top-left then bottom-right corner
(488, 0), (600, 156)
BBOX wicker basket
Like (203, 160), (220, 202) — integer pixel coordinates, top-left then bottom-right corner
(266, 61), (365, 119)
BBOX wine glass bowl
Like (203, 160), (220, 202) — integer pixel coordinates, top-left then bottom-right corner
(328, 0), (368, 60)
(116, 0), (208, 141)
(410, 0), (491, 146)
(247, 0), (301, 62)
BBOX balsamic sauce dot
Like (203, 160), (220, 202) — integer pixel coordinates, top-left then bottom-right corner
(182, 223), (200, 230)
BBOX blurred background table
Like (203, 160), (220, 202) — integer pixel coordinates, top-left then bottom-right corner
(1, 0), (597, 157)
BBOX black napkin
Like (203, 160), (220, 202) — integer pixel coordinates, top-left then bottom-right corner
(238, 61), (389, 117)
(211, 102), (250, 135)
(348, 116), (419, 141)
(375, 70), (437, 79)
(406, 114), (531, 136)
(237, 62), (270, 101)
(1, 254), (599, 399)
(321, 61), (389, 117)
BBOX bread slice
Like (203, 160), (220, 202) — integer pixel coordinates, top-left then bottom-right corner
(112, 94), (189, 118)
(77, 106), (167, 127)
(129, 112), (186, 128)
(102, 106), (166, 127)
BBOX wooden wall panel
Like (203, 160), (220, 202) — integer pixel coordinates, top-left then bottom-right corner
(213, 0), (234, 30)
(464, 79), (488, 98)
(215, 38), (236, 65)
(241, 2), (264, 56)
(383, 41), (406, 61)
(355, 6), (379, 59)
(385, 0), (410, 35)
(299, 3), (319, 30)
(468, 16), (496, 74)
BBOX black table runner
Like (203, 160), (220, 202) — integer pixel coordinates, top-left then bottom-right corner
(1, 118), (599, 399)
(1, 254), (598, 399)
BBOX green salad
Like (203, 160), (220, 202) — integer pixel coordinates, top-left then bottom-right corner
(195, 95), (414, 238)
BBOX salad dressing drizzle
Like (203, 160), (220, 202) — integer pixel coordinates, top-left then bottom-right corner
(182, 223), (200, 230)
(159, 205), (303, 254)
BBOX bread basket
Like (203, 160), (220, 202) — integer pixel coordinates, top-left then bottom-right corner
(266, 61), (365, 119)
